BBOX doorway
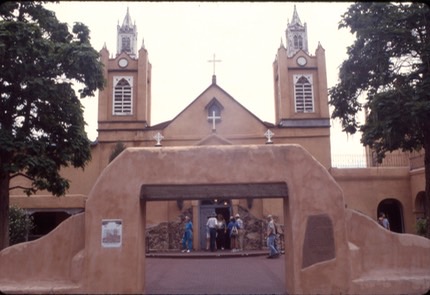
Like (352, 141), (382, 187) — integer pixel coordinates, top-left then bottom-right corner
(377, 198), (404, 233)
(199, 199), (232, 250)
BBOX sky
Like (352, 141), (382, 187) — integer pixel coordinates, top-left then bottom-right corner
(44, 1), (366, 165)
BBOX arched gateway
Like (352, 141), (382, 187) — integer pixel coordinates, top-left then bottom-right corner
(1, 145), (430, 294)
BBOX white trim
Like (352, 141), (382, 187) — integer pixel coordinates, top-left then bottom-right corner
(112, 76), (133, 115)
(293, 74), (314, 113)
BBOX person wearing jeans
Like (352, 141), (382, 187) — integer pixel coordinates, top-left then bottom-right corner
(181, 216), (193, 253)
(266, 215), (279, 258)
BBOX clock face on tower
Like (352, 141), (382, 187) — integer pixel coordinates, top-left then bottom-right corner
(297, 56), (307, 67)
(118, 58), (128, 68)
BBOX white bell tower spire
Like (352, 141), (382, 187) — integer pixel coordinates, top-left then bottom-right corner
(117, 7), (138, 58)
(285, 5), (308, 57)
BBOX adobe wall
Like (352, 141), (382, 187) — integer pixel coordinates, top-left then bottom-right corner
(0, 213), (85, 293)
(1, 144), (429, 294)
(81, 144), (350, 293)
(331, 167), (415, 232)
(346, 209), (430, 294)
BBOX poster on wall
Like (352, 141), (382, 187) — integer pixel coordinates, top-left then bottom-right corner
(101, 219), (122, 248)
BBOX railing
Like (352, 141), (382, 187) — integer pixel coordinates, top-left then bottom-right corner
(410, 154), (425, 170)
(331, 153), (418, 169)
(331, 154), (367, 168)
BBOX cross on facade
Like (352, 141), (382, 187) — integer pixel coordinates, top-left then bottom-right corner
(153, 132), (164, 146)
(208, 110), (221, 132)
(264, 129), (274, 144)
(207, 53), (222, 75)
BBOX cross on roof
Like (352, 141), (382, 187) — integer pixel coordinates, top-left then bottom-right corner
(207, 53), (222, 75)
(208, 110), (221, 132)
(264, 129), (274, 144)
(153, 132), (164, 146)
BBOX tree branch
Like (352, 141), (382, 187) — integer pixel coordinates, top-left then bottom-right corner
(9, 172), (34, 181)
(9, 185), (33, 191)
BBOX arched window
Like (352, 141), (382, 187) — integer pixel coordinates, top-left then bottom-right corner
(208, 104), (221, 117)
(113, 77), (133, 115)
(122, 37), (130, 52)
(294, 75), (314, 113)
(293, 35), (303, 50)
(415, 191), (426, 218)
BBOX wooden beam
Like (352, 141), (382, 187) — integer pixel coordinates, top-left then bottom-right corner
(140, 182), (288, 201)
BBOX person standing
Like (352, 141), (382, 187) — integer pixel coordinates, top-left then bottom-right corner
(378, 213), (390, 230)
(227, 216), (237, 251)
(235, 213), (244, 251)
(207, 213), (218, 252)
(266, 214), (279, 258)
(205, 216), (211, 251)
(181, 216), (193, 253)
(216, 214), (226, 250)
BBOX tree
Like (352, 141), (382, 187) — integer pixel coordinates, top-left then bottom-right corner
(109, 142), (126, 163)
(329, 3), (430, 236)
(0, 2), (105, 249)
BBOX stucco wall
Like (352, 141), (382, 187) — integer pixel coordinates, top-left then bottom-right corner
(2, 144), (430, 295)
(331, 167), (415, 232)
(346, 209), (430, 294)
(0, 213), (84, 291)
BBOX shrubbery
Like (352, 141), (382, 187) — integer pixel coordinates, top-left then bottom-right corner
(416, 218), (428, 237)
(9, 206), (35, 245)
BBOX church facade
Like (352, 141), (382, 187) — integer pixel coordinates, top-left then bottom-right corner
(10, 7), (426, 249)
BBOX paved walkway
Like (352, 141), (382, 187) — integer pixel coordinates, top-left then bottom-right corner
(145, 250), (287, 294)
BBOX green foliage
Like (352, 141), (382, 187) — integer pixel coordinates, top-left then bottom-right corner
(329, 3), (430, 154)
(109, 142), (126, 163)
(0, 2), (105, 196)
(0, 1), (105, 249)
(416, 218), (427, 237)
(9, 206), (34, 245)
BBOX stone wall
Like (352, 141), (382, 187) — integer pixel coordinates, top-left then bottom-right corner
(146, 208), (192, 251)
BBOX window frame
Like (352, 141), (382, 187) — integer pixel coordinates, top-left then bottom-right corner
(112, 76), (133, 116)
(293, 74), (314, 113)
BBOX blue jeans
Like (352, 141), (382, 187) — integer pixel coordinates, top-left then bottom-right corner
(267, 234), (278, 256)
(182, 230), (192, 250)
(209, 228), (217, 251)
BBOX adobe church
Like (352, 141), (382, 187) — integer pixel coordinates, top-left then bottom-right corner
(9, 6), (426, 249)
(3, 6), (430, 294)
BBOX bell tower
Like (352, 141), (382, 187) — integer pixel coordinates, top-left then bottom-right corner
(273, 5), (330, 129)
(97, 8), (152, 144)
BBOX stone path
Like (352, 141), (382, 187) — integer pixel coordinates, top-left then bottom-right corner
(145, 250), (286, 294)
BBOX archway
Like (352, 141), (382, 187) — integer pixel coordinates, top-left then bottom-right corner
(377, 198), (404, 233)
(415, 191), (426, 219)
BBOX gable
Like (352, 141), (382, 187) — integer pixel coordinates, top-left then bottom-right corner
(160, 83), (270, 144)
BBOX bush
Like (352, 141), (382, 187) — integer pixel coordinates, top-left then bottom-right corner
(109, 141), (126, 163)
(415, 217), (427, 237)
(9, 206), (35, 245)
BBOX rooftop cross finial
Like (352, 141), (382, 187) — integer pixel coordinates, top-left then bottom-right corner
(207, 53), (222, 76)
(153, 132), (164, 146)
(264, 129), (274, 144)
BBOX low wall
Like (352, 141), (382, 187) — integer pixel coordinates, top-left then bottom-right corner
(0, 213), (85, 291)
(346, 209), (430, 294)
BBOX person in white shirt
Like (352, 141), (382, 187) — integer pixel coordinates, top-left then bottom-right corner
(206, 213), (218, 252)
